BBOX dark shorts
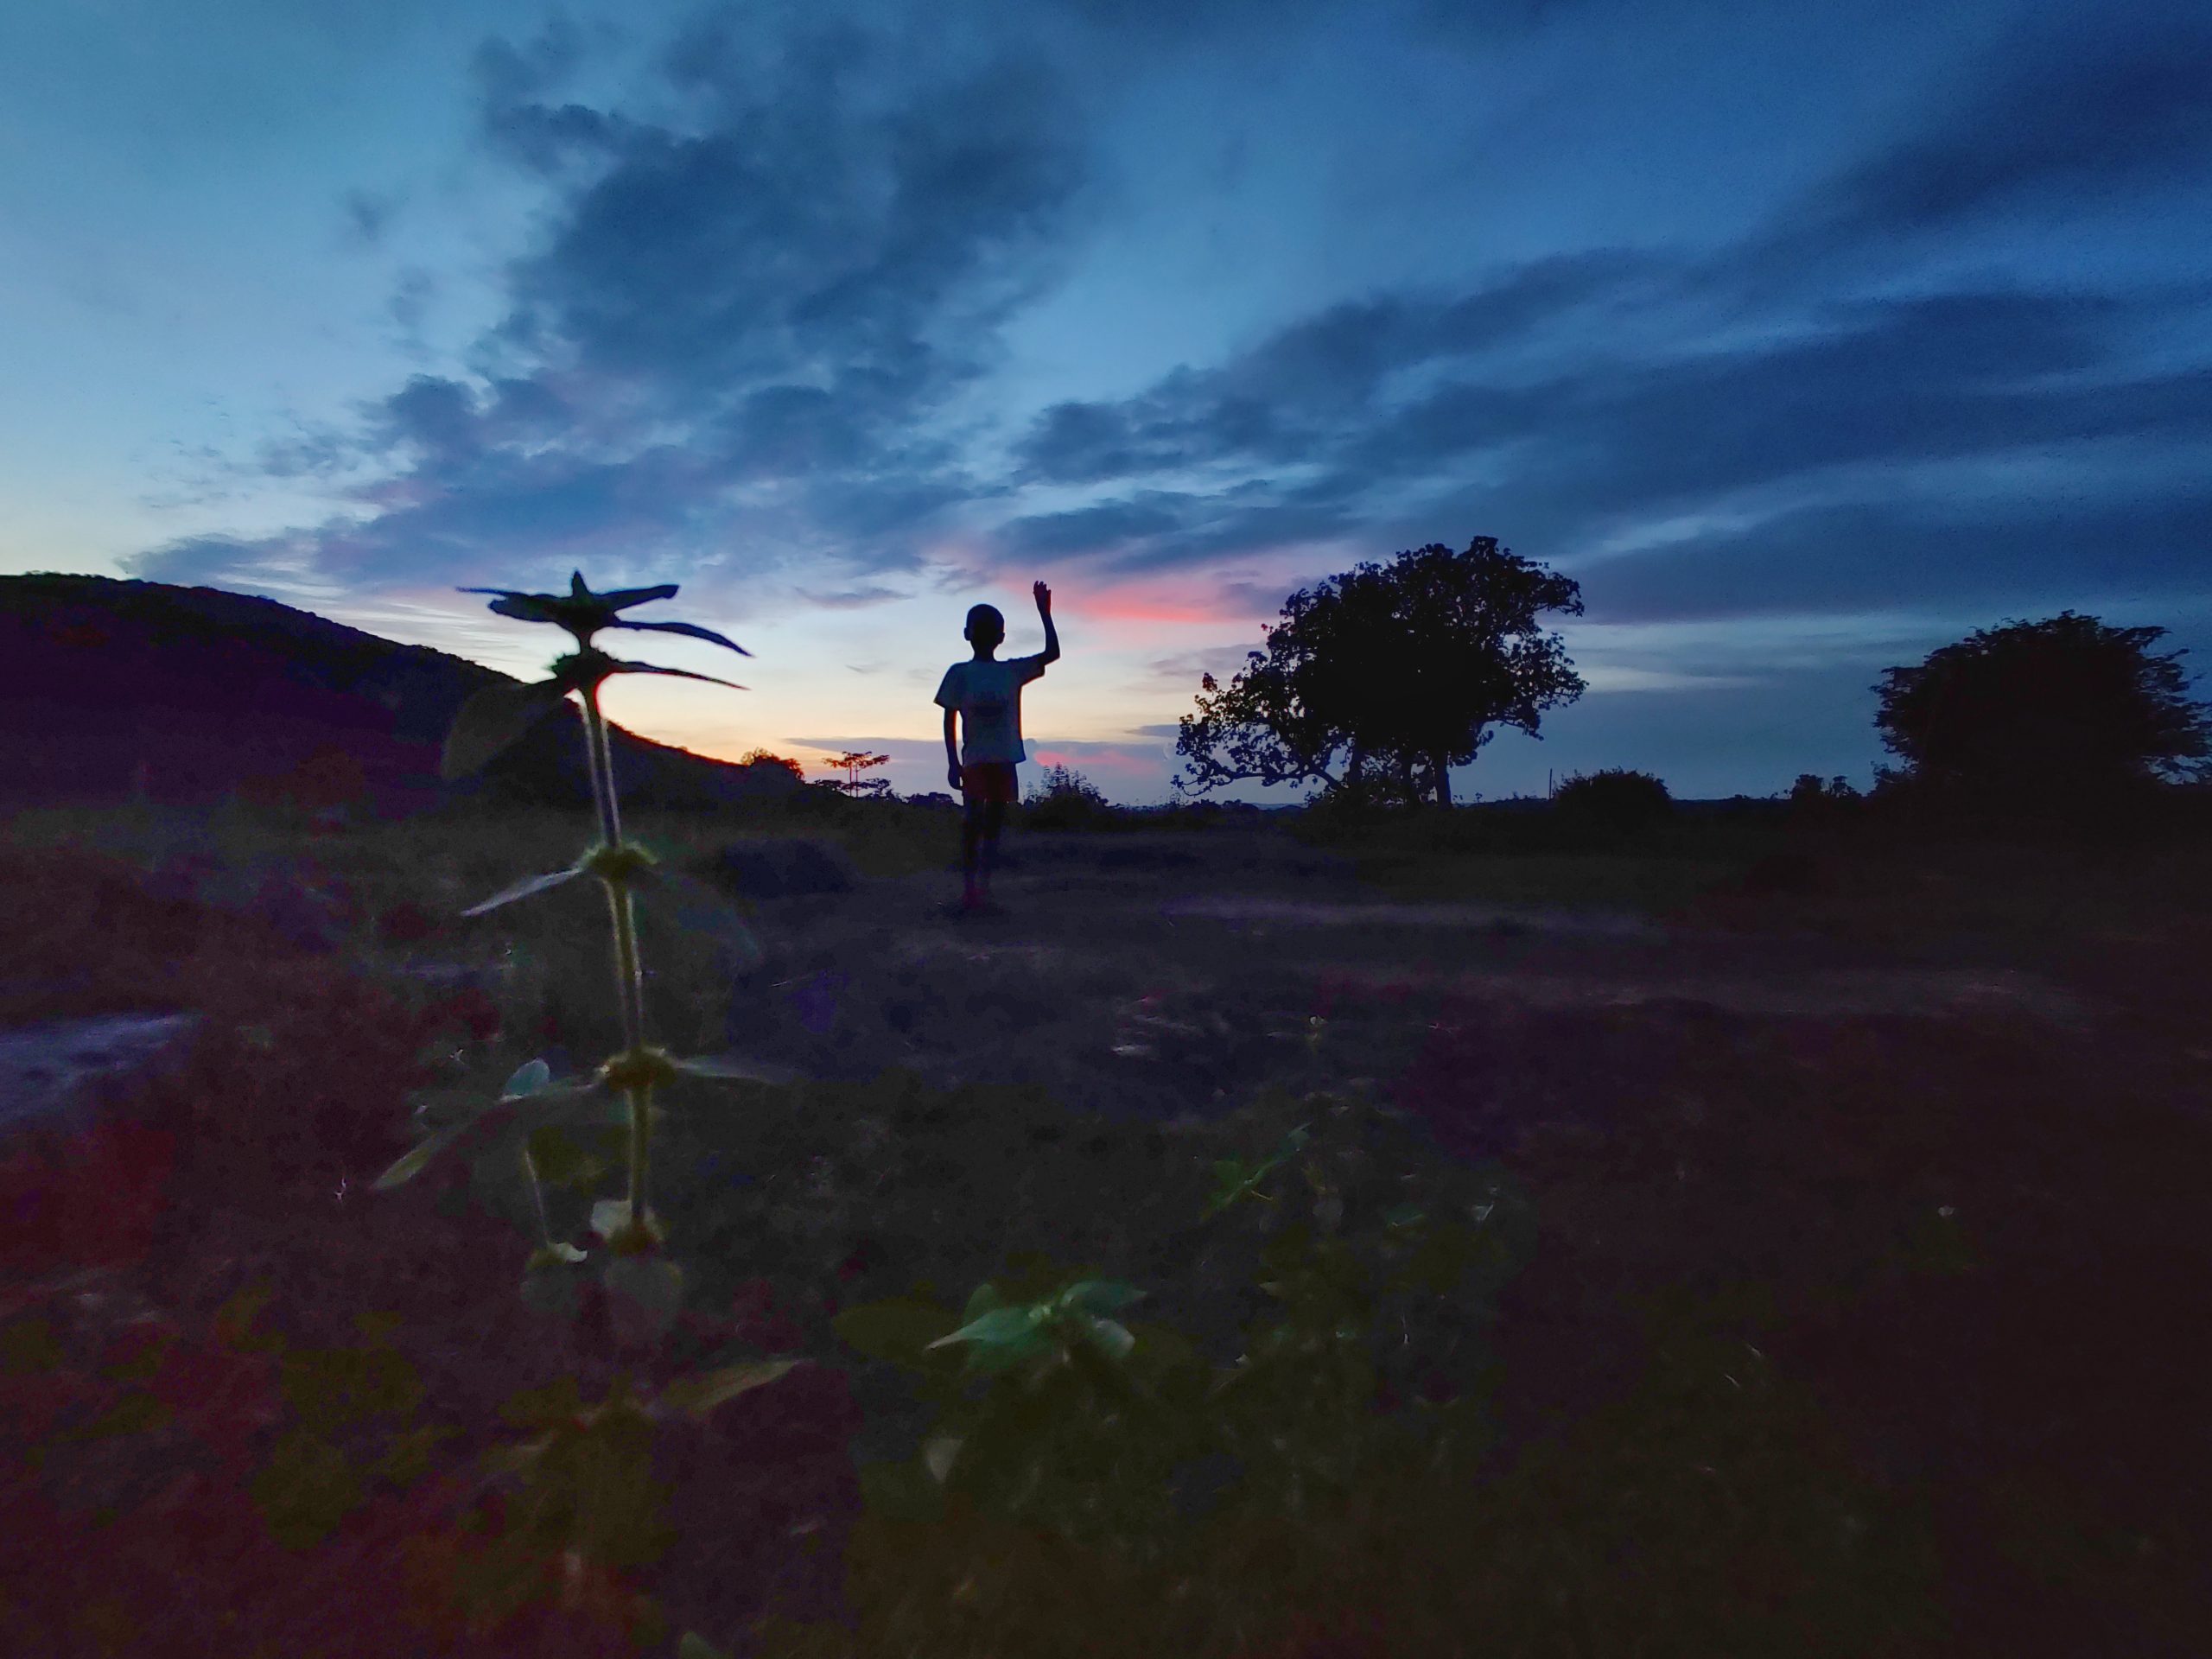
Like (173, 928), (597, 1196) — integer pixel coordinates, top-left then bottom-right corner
(961, 761), (1019, 805)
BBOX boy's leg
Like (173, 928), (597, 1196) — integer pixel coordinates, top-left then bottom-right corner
(961, 796), (984, 903)
(978, 798), (1007, 892)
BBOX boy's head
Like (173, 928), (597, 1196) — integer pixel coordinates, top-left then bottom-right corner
(963, 604), (1005, 652)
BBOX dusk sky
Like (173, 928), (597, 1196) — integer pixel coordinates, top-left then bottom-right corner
(6, 0), (2209, 804)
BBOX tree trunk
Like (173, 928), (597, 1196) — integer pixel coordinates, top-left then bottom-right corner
(1400, 753), (1421, 809)
(1433, 754), (1452, 808)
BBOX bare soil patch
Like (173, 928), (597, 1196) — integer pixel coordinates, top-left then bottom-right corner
(706, 819), (2095, 1127)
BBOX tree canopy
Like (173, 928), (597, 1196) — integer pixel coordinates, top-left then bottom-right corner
(1173, 537), (1586, 807)
(1873, 612), (2211, 797)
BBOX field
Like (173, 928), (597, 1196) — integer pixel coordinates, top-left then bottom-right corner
(3, 786), (2209, 1656)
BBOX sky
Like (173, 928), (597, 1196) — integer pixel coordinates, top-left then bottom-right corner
(4, 0), (2209, 804)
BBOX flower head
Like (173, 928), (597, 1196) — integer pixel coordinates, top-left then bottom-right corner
(458, 569), (753, 658)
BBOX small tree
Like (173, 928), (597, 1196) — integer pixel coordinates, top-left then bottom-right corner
(1787, 773), (1860, 811)
(1174, 537), (1585, 810)
(1552, 768), (1673, 845)
(1874, 612), (2212, 798)
(826, 749), (893, 799)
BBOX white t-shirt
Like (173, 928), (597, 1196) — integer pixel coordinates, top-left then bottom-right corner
(935, 654), (1047, 765)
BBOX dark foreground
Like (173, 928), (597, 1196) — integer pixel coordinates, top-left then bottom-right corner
(3, 800), (2208, 1656)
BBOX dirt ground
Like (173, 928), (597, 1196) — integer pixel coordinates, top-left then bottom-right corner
(713, 817), (2096, 1125)
(9, 808), (2208, 1655)
(696, 817), (2212, 1657)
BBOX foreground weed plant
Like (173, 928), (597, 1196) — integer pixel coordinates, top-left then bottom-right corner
(376, 571), (801, 1337)
(741, 1100), (1522, 1657)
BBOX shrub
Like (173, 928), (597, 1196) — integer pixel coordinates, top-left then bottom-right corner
(1021, 764), (1120, 831)
(735, 749), (806, 783)
(1785, 773), (1860, 818)
(1551, 768), (1674, 845)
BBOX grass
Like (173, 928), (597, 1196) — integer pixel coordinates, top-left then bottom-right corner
(5, 789), (2212, 1655)
(1344, 848), (1749, 913)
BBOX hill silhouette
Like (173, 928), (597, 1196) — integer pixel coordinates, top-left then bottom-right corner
(0, 574), (804, 817)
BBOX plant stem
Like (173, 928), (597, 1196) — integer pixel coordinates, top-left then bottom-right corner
(522, 1144), (554, 1248)
(582, 671), (652, 1229)
(628, 1084), (652, 1222)
(579, 677), (645, 1046)
(604, 875), (647, 1058)
(579, 676), (624, 849)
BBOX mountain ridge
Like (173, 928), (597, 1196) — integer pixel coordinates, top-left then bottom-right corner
(0, 573), (805, 815)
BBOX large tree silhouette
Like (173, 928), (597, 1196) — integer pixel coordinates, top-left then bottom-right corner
(1874, 611), (2211, 796)
(1173, 537), (1586, 807)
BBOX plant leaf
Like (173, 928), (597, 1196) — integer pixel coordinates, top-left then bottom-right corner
(524, 1124), (607, 1191)
(962, 1283), (1003, 1325)
(459, 588), (566, 625)
(382, 1082), (609, 1191)
(1060, 1281), (1145, 1318)
(461, 864), (586, 919)
(596, 657), (749, 691)
(661, 1359), (804, 1418)
(502, 1058), (553, 1099)
(410, 1090), (485, 1129)
(672, 1052), (803, 1086)
(959, 1331), (1049, 1375)
(1082, 1318), (1136, 1363)
(373, 1118), (475, 1190)
(543, 1090), (628, 1130)
(486, 595), (567, 626)
(922, 1433), (962, 1484)
(927, 1306), (1047, 1351)
(440, 678), (573, 779)
(608, 617), (753, 657)
(596, 582), (681, 613)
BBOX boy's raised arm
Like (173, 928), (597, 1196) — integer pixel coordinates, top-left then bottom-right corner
(1035, 580), (1059, 663)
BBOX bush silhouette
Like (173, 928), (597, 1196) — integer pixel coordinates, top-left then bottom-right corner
(1785, 773), (1860, 821)
(1873, 612), (2211, 804)
(1552, 769), (1674, 845)
(1022, 764), (1119, 830)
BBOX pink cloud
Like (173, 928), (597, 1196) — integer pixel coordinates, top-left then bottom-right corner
(976, 569), (1281, 634)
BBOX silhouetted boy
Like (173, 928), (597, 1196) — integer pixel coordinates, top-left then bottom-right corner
(937, 582), (1058, 912)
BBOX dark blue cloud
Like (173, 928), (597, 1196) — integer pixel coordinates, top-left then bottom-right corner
(130, 0), (2212, 679)
(341, 188), (395, 245)
(994, 274), (2212, 600)
(1576, 491), (2212, 626)
(997, 492), (1197, 555)
(138, 11), (1094, 592)
(1352, 288), (2212, 516)
(1800, 19), (2212, 243)
(1010, 251), (1655, 486)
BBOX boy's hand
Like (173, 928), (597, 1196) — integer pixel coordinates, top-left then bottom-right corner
(948, 762), (963, 791)
(1033, 580), (1052, 613)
